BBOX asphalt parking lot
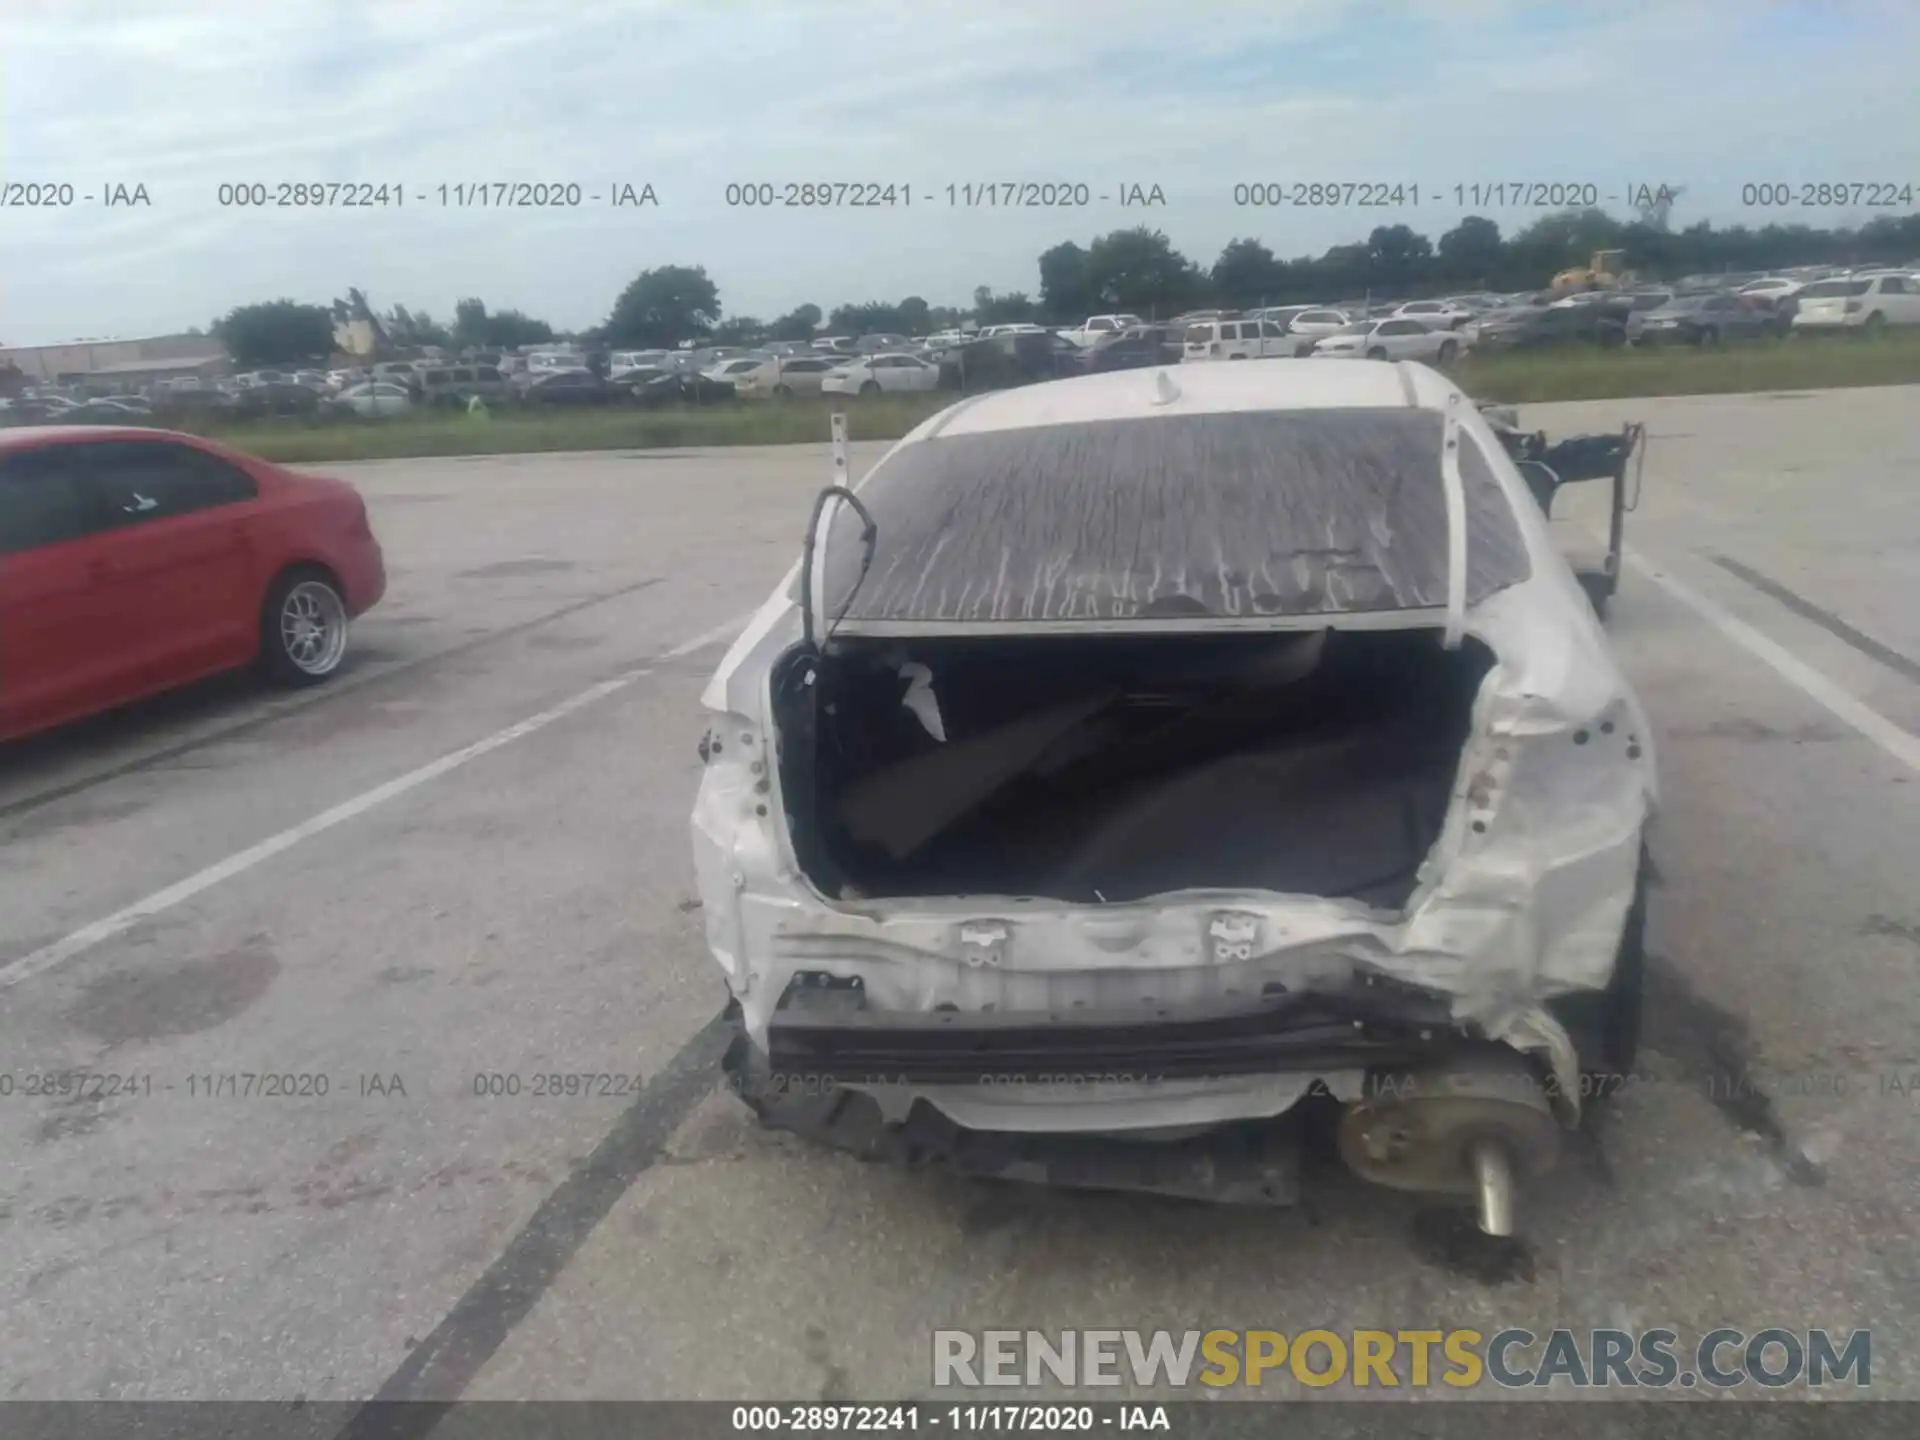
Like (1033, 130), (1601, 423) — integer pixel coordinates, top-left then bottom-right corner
(2, 386), (1918, 1408)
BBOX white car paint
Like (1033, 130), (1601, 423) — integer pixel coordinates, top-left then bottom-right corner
(733, 354), (841, 397)
(1059, 313), (1146, 347)
(704, 358), (769, 382)
(1311, 317), (1464, 362)
(1241, 305), (1316, 333)
(1281, 309), (1352, 355)
(818, 353), (942, 394)
(693, 360), (1656, 1135)
(1791, 272), (1920, 330)
(1180, 317), (1292, 361)
(610, 349), (670, 374)
(1389, 299), (1474, 330)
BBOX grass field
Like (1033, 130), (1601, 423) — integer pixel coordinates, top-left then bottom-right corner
(182, 330), (1920, 463)
(177, 393), (952, 464)
(1455, 327), (1920, 402)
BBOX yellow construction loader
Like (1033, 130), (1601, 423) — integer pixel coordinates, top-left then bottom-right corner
(1550, 249), (1633, 294)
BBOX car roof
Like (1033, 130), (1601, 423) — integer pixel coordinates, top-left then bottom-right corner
(0, 423), (205, 449)
(919, 357), (1460, 440)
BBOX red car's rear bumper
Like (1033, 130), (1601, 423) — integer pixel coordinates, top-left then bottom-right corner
(341, 537), (387, 617)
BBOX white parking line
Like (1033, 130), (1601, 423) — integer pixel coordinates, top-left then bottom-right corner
(1625, 548), (1920, 775)
(0, 611), (754, 993)
(663, 611), (756, 660)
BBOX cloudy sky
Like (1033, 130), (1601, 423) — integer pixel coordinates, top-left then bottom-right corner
(2, 0), (1917, 345)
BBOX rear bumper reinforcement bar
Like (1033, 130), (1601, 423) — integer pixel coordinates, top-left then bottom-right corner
(765, 982), (1465, 1086)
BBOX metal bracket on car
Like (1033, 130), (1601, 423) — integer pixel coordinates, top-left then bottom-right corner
(957, 921), (1010, 969)
(1208, 912), (1260, 964)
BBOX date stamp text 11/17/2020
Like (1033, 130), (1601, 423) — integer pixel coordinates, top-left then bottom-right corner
(211, 181), (660, 209)
(722, 182), (1169, 208)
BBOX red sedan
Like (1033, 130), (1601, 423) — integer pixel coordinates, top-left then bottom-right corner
(0, 426), (386, 741)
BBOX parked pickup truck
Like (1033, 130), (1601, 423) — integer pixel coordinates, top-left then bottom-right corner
(1058, 313), (1146, 347)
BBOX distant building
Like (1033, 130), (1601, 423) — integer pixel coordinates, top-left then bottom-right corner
(0, 334), (228, 387)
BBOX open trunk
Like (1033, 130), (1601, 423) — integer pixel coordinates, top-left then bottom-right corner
(772, 628), (1497, 912)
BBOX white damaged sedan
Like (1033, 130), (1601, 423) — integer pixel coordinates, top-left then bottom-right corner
(691, 359), (1657, 1236)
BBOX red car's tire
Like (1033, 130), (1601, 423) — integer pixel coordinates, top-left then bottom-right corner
(261, 566), (350, 687)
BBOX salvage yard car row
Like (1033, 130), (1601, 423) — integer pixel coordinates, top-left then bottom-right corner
(9, 263), (1918, 437)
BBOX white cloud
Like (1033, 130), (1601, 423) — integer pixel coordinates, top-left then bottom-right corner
(1, 0), (1916, 342)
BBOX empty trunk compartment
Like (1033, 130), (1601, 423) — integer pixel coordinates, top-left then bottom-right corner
(771, 629), (1497, 910)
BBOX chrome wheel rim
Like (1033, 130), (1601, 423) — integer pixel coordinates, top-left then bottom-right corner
(280, 581), (348, 675)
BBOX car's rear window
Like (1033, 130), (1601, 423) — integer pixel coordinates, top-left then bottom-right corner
(1800, 280), (1872, 297)
(818, 409), (1532, 626)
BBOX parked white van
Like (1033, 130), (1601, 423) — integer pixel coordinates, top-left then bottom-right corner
(1791, 272), (1920, 331)
(1181, 316), (1294, 362)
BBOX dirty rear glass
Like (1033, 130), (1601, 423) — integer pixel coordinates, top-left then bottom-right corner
(818, 408), (1531, 626)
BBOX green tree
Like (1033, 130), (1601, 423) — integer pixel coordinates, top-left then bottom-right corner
(1435, 216), (1504, 285)
(769, 303), (822, 341)
(1210, 238), (1285, 310)
(386, 305), (453, 348)
(455, 298), (558, 350)
(897, 295), (932, 334)
(484, 308), (555, 349)
(604, 264), (720, 347)
(972, 286), (1038, 324)
(827, 300), (921, 335)
(1037, 241), (1092, 321)
(212, 300), (335, 368)
(712, 316), (766, 344)
(1084, 227), (1201, 316)
(1365, 224), (1433, 288)
(1307, 242), (1372, 298)
(454, 298), (489, 347)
